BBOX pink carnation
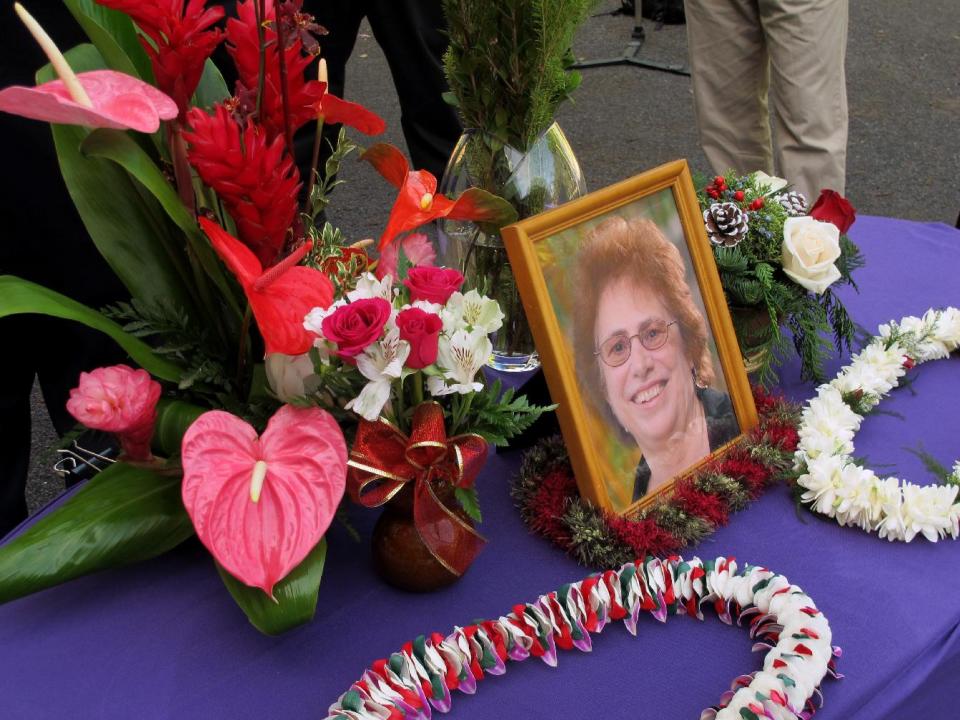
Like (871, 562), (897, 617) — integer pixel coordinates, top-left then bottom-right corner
(375, 233), (436, 281)
(67, 365), (162, 461)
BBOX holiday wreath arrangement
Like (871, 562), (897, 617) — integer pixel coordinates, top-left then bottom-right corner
(0, 1), (547, 633)
(326, 555), (841, 720)
(697, 172), (864, 385)
(794, 307), (960, 541)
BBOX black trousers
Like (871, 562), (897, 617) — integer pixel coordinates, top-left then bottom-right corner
(311, 0), (462, 179)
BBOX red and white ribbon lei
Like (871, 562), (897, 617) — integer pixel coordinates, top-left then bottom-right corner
(326, 556), (840, 720)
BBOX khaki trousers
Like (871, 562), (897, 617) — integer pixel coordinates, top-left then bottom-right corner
(685, 0), (848, 200)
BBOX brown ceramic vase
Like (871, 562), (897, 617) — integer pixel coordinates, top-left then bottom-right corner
(370, 483), (473, 592)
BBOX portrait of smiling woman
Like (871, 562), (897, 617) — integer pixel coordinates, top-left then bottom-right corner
(573, 216), (740, 500)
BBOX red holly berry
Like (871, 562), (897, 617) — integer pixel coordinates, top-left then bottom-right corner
(903, 356), (916, 370)
(750, 197), (765, 211)
(707, 187), (720, 199)
(734, 190), (745, 201)
(714, 175), (725, 187)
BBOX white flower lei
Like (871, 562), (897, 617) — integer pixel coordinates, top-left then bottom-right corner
(794, 308), (960, 541)
(326, 556), (839, 720)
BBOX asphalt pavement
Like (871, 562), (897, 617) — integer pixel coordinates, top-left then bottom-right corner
(25, 0), (960, 512)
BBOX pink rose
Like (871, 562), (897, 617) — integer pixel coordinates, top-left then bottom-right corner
(321, 297), (393, 357)
(376, 233), (437, 281)
(403, 266), (464, 305)
(397, 307), (443, 368)
(66, 365), (162, 461)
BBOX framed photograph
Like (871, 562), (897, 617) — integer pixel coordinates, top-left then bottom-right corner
(502, 160), (758, 514)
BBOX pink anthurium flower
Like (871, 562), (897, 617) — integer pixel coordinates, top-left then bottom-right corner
(361, 143), (518, 251)
(0, 4), (177, 132)
(181, 405), (347, 598)
(199, 217), (334, 355)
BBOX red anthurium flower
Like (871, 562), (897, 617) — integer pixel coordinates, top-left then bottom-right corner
(317, 86), (385, 135)
(185, 104), (300, 265)
(362, 143), (518, 251)
(199, 217), (333, 355)
(96, 0), (225, 120)
(181, 404), (347, 598)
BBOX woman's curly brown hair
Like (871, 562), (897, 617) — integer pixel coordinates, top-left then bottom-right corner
(572, 215), (715, 425)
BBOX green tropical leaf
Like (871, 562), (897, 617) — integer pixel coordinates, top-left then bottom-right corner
(154, 399), (207, 457)
(0, 462), (193, 604)
(192, 58), (230, 110)
(0, 276), (183, 382)
(38, 45), (195, 312)
(80, 128), (244, 321)
(216, 539), (327, 635)
(63, 0), (153, 81)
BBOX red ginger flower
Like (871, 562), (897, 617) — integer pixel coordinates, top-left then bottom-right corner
(226, 0), (324, 140)
(199, 217), (333, 355)
(362, 143), (518, 251)
(96, 0), (225, 120)
(184, 104), (300, 266)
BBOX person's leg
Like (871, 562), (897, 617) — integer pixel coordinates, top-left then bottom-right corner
(0, 318), (33, 537)
(685, 0), (774, 176)
(761, 0), (848, 199)
(366, 0), (461, 179)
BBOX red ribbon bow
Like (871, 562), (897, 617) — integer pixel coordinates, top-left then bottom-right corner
(347, 402), (488, 575)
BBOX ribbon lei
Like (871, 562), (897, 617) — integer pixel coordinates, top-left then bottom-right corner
(347, 402), (488, 575)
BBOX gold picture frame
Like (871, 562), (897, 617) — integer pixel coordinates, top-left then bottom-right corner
(502, 160), (758, 515)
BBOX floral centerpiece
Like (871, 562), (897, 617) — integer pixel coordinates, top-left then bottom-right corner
(0, 0), (539, 633)
(696, 171), (864, 384)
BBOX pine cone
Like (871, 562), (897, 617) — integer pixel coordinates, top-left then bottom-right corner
(775, 191), (809, 216)
(703, 203), (749, 247)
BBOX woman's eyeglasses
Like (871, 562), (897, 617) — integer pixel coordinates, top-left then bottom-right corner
(595, 320), (677, 367)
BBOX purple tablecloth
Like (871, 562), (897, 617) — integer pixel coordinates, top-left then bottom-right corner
(2, 216), (959, 719)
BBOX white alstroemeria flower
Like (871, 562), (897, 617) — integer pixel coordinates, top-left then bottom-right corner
(347, 271), (393, 302)
(402, 299), (443, 315)
(427, 328), (491, 396)
(345, 328), (410, 421)
(442, 290), (504, 335)
(751, 170), (789, 195)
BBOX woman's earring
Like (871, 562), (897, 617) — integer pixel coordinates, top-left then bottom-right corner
(692, 366), (708, 390)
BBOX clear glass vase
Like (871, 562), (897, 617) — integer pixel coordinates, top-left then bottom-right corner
(438, 122), (586, 372)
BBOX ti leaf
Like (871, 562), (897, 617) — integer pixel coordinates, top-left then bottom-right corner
(0, 462), (193, 604)
(0, 276), (183, 383)
(63, 0), (153, 81)
(38, 45), (196, 313)
(216, 539), (327, 635)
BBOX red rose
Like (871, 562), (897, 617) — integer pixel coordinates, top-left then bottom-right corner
(321, 298), (392, 357)
(403, 266), (464, 305)
(397, 307), (443, 368)
(810, 189), (856, 234)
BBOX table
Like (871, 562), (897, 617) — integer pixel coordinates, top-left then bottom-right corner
(2, 216), (959, 719)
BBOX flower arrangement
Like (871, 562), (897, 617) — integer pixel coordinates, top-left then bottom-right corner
(0, 1), (538, 632)
(696, 171), (865, 384)
(327, 555), (841, 720)
(794, 308), (960, 541)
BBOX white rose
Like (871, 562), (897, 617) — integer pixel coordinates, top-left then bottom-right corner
(264, 352), (315, 403)
(781, 216), (842, 294)
(751, 170), (788, 195)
